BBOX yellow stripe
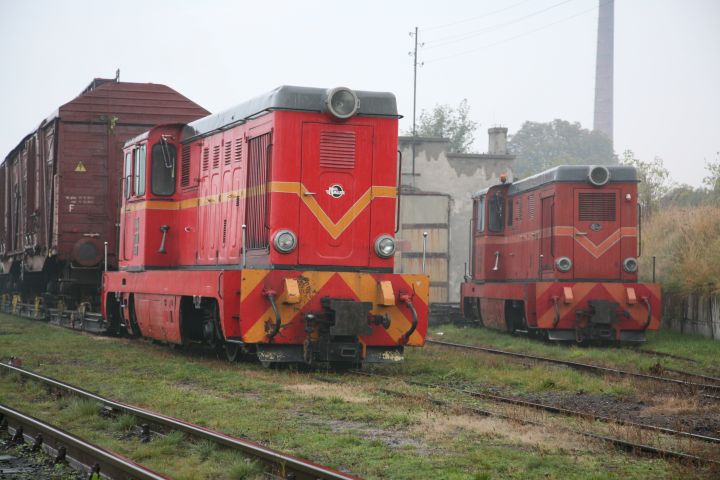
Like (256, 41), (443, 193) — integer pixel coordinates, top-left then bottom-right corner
(124, 181), (396, 240)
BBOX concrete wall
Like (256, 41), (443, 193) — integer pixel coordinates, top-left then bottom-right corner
(399, 135), (514, 302)
(663, 294), (720, 340)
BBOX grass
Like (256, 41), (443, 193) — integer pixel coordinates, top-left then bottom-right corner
(0, 314), (716, 479)
(427, 324), (720, 376)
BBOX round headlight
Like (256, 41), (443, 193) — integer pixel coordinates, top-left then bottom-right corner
(555, 256), (573, 272)
(623, 257), (638, 273)
(374, 235), (396, 258)
(326, 87), (359, 119)
(588, 165), (610, 186)
(273, 230), (297, 253)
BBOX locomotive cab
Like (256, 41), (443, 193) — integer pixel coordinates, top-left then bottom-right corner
(462, 165), (661, 343)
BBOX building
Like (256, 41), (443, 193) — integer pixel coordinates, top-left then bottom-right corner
(397, 128), (515, 303)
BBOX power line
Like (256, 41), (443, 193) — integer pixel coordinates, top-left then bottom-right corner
(424, 4), (597, 64)
(422, 0), (533, 32)
(424, 0), (579, 49)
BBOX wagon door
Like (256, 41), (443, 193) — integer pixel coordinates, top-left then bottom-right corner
(573, 188), (621, 278)
(299, 123), (373, 267)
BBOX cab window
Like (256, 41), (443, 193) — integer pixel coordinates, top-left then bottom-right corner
(123, 152), (132, 199)
(133, 144), (146, 196)
(151, 142), (176, 196)
(476, 196), (485, 232)
(488, 192), (504, 232)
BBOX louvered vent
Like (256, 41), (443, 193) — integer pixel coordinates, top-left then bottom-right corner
(515, 199), (522, 223)
(224, 141), (232, 165)
(528, 194), (536, 219)
(235, 138), (242, 162)
(202, 147), (209, 172)
(579, 192), (616, 221)
(319, 131), (356, 169)
(212, 145), (220, 168)
(181, 145), (191, 187)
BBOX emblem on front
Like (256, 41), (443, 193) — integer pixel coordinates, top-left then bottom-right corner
(590, 223), (602, 231)
(326, 184), (345, 198)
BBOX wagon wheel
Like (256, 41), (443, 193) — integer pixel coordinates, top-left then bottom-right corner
(224, 343), (241, 362)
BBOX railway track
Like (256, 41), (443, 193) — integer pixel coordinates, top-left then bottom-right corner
(0, 362), (360, 480)
(353, 370), (720, 466)
(427, 339), (720, 394)
(0, 403), (168, 480)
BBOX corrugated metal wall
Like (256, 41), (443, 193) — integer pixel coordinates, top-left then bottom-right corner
(396, 192), (450, 303)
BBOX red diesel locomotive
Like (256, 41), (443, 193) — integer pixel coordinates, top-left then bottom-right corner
(102, 86), (429, 366)
(461, 165), (661, 342)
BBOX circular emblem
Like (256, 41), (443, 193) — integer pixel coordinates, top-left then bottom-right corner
(325, 184), (345, 199)
(590, 223), (602, 232)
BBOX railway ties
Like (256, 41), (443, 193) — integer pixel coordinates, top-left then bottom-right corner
(353, 371), (720, 467)
(426, 339), (720, 395)
(0, 403), (168, 480)
(0, 362), (360, 480)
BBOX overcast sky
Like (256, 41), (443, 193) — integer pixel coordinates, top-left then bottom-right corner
(1, 0), (718, 186)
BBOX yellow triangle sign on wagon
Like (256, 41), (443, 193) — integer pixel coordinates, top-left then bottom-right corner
(75, 161), (87, 172)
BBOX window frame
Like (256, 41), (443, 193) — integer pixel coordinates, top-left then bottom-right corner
(133, 144), (147, 197)
(123, 151), (133, 199)
(488, 191), (504, 233)
(476, 195), (486, 233)
(150, 142), (177, 196)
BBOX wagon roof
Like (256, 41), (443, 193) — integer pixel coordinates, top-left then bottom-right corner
(180, 86), (399, 142)
(472, 165), (638, 198)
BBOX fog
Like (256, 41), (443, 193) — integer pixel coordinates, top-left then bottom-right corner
(1, 0), (717, 186)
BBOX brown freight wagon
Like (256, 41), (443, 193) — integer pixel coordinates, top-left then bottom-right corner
(0, 78), (208, 308)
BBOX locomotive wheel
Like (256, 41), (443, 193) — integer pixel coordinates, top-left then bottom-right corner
(224, 343), (240, 362)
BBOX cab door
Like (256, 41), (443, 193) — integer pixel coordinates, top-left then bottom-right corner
(298, 123), (373, 266)
(573, 188), (621, 278)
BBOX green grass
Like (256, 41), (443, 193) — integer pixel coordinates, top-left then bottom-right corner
(0, 314), (714, 479)
(427, 324), (720, 376)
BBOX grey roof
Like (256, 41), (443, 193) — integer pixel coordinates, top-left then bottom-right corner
(181, 85), (398, 142)
(473, 165), (638, 198)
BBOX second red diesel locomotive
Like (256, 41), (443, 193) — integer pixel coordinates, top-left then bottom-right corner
(461, 165), (661, 342)
(102, 86), (429, 366)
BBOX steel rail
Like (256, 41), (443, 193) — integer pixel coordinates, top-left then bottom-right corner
(427, 339), (720, 393)
(376, 387), (719, 466)
(0, 403), (169, 480)
(354, 370), (720, 446)
(0, 362), (360, 480)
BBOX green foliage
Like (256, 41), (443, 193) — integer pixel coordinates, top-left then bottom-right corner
(414, 99), (478, 153)
(703, 152), (720, 193)
(621, 150), (672, 216)
(508, 119), (615, 177)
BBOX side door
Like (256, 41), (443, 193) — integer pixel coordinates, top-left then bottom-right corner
(573, 188), (621, 278)
(298, 123), (373, 266)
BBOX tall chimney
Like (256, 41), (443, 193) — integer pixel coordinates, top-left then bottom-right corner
(593, 0), (614, 142)
(488, 127), (508, 155)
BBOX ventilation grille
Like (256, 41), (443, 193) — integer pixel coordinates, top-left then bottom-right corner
(528, 194), (536, 219)
(579, 192), (616, 221)
(319, 131), (356, 169)
(245, 132), (271, 250)
(181, 145), (191, 187)
(224, 141), (232, 165)
(202, 147), (209, 172)
(212, 145), (220, 168)
(235, 138), (243, 162)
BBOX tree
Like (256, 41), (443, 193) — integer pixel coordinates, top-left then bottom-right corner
(414, 99), (478, 153)
(621, 150), (672, 215)
(703, 153), (720, 194)
(508, 119), (615, 177)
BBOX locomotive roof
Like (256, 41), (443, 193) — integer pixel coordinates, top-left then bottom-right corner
(472, 165), (638, 198)
(180, 85), (399, 142)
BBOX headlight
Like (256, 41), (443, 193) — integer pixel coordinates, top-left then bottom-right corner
(374, 235), (396, 258)
(326, 87), (359, 119)
(588, 165), (610, 186)
(555, 256), (572, 272)
(623, 257), (638, 273)
(273, 230), (297, 253)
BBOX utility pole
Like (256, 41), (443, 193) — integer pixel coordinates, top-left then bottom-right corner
(409, 27), (422, 188)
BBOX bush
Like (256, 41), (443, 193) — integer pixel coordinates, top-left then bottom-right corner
(640, 206), (720, 294)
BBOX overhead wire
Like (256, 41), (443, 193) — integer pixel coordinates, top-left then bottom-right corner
(424, 0), (580, 49)
(422, 0), (533, 32)
(424, 3), (598, 64)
